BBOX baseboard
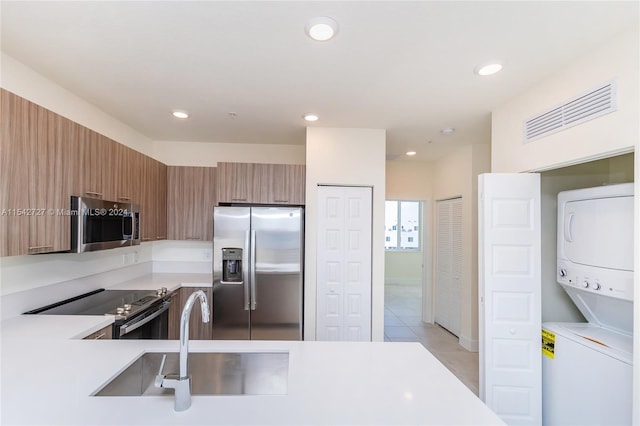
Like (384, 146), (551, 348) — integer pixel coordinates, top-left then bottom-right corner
(459, 335), (479, 352)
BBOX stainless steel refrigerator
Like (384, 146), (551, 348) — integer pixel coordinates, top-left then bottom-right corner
(213, 206), (303, 340)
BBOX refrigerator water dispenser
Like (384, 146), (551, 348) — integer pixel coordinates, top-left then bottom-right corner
(221, 248), (243, 283)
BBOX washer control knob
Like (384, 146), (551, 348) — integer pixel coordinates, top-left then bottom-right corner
(582, 281), (589, 288)
(592, 282), (601, 290)
(559, 268), (567, 278)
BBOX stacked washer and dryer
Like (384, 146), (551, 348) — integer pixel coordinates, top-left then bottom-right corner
(543, 183), (634, 425)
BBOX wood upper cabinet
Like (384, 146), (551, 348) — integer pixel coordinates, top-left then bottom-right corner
(28, 104), (73, 253)
(0, 89), (30, 256)
(155, 161), (167, 240)
(112, 142), (135, 203)
(138, 155), (167, 241)
(0, 89), (75, 255)
(167, 166), (217, 241)
(80, 130), (116, 200)
(269, 164), (305, 205)
(218, 162), (305, 205)
(217, 162), (254, 204)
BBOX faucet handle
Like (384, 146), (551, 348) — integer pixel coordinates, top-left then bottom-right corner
(154, 354), (168, 388)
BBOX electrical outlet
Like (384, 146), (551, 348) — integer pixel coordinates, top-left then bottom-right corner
(202, 250), (212, 261)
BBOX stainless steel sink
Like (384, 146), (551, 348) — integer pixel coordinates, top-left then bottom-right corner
(93, 352), (289, 396)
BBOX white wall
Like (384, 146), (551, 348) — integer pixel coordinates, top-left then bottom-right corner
(305, 127), (386, 341)
(0, 52), (154, 155)
(153, 140), (305, 166)
(492, 26), (639, 173)
(432, 144), (491, 351)
(385, 251), (422, 286)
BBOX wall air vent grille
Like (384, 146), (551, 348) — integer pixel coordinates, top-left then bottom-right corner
(524, 81), (617, 143)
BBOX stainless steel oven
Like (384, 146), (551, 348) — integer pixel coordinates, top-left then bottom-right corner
(24, 288), (173, 340)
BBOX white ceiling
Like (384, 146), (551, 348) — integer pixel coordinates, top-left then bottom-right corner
(1, 1), (638, 162)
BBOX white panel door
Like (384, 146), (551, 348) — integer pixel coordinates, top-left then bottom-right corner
(435, 197), (462, 336)
(478, 173), (541, 426)
(317, 185), (372, 341)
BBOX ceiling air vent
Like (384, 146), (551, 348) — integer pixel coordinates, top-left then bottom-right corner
(524, 81), (617, 143)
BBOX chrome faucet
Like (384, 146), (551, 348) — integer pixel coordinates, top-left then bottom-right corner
(155, 290), (210, 411)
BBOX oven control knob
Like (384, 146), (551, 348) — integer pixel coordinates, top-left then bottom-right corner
(157, 287), (167, 296)
(116, 307), (125, 315)
(123, 304), (132, 311)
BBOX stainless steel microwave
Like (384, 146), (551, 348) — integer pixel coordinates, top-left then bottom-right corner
(70, 196), (140, 253)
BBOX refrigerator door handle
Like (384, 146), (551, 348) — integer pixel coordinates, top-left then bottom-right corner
(243, 230), (250, 310)
(250, 230), (257, 310)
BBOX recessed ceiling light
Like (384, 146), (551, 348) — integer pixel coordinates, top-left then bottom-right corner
(441, 127), (455, 135)
(303, 113), (319, 122)
(405, 151), (417, 156)
(475, 63), (503, 76)
(305, 17), (338, 41)
(172, 111), (189, 119)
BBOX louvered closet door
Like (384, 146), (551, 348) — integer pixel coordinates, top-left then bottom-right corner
(316, 185), (372, 341)
(435, 197), (462, 336)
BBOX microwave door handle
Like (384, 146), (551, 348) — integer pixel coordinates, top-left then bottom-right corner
(564, 212), (575, 242)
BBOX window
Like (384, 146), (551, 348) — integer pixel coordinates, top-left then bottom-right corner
(385, 200), (421, 250)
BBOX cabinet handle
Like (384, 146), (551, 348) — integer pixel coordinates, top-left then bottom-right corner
(156, 236), (166, 240)
(142, 238), (152, 242)
(231, 197), (247, 201)
(85, 191), (103, 197)
(94, 333), (106, 340)
(186, 237), (201, 240)
(28, 245), (53, 251)
(274, 199), (289, 203)
(118, 196), (131, 201)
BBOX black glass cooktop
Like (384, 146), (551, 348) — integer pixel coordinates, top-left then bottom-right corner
(24, 289), (160, 317)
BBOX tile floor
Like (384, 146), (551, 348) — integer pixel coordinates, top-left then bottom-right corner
(384, 282), (479, 395)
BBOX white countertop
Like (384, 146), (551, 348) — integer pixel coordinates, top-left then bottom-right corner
(1, 273), (504, 426)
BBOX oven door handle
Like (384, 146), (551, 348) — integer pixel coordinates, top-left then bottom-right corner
(119, 302), (170, 336)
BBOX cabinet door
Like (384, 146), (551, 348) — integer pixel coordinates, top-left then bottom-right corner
(139, 155), (156, 242)
(28, 104), (73, 253)
(168, 166), (216, 241)
(251, 163), (270, 204)
(155, 161), (167, 240)
(179, 287), (213, 340)
(217, 162), (253, 204)
(112, 142), (134, 203)
(0, 89), (30, 256)
(270, 164), (305, 205)
(167, 290), (181, 340)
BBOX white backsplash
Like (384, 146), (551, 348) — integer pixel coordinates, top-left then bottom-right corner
(0, 240), (214, 320)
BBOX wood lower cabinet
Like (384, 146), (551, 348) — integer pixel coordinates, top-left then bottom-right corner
(82, 325), (113, 340)
(218, 162), (305, 205)
(167, 166), (216, 241)
(169, 287), (212, 340)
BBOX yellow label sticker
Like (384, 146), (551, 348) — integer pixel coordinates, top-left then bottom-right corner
(542, 329), (555, 359)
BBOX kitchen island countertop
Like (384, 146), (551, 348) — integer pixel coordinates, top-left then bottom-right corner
(1, 271), (504, 425)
